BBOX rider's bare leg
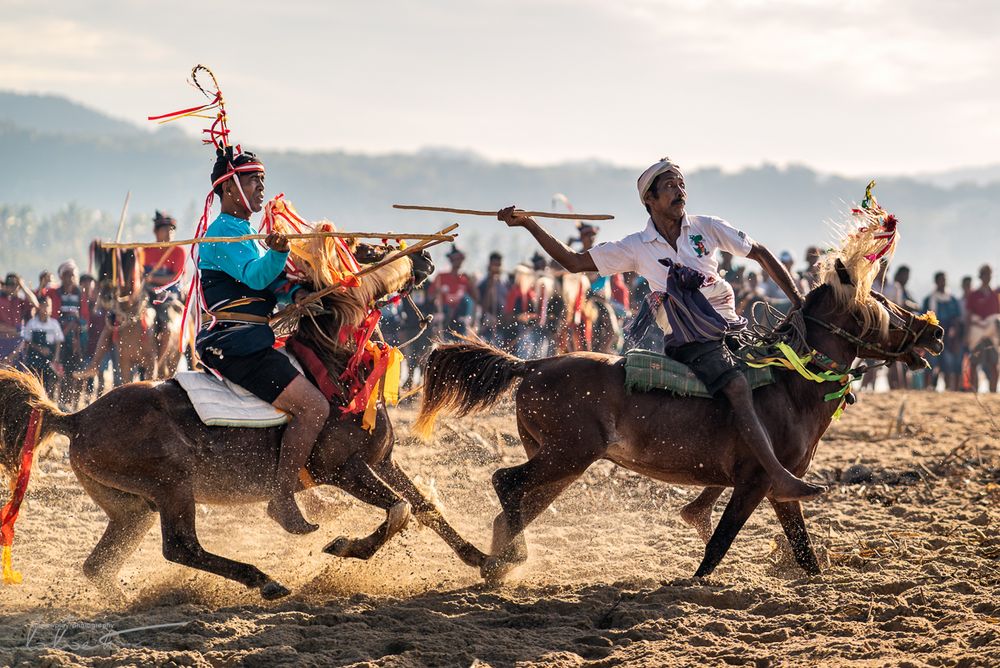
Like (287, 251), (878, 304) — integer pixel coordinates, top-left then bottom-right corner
(270, 375), (330, 534)
(721, 375), (826, 502)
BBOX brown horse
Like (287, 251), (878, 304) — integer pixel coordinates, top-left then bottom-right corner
(81, 246), (160, 385)
(112, 288), (160, 382)
(0, 250), (486, 600)
(415, 261), (944, 584)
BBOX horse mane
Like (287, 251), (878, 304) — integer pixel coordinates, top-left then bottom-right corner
(272, 216), (413, 367)
(816, 207), (896, 340)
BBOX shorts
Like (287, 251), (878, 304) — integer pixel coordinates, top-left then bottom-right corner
(665, 338), (743, 397)
(200, 345), (300, 404)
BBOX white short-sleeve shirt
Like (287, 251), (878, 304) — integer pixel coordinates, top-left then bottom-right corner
(589, 215), (753, 324)
(22, 317), (65, 345)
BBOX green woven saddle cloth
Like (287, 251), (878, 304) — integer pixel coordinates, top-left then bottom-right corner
(623, 349), (774, 398)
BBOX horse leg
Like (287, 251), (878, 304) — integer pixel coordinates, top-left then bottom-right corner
(484, 448), (596, 584)
(322, 454), (411, 561)
(768, 499), (821, 575)
(155, 486), (289, 600)
(377, 459), (487, 568)
(75, 471), (156, 598)
(694, 480), (769, 578)
(680, 486), (725, 544)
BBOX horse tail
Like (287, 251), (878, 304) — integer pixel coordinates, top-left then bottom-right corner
(0, 367), (72, 477)
(414, 336), (535, 440)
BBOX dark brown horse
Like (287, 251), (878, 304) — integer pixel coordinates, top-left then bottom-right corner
(415, 259), (944, 584)
(0, 250), (486, 600)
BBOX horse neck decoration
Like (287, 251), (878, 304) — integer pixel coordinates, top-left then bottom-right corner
(413, 199), (943, 585)
(266, 197), (426, 418)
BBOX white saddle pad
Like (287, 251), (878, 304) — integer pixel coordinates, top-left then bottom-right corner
(175, 349), (305, 428)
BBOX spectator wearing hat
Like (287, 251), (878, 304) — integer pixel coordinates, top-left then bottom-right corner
(142, 211), (187, 358)
(55, 259), (83, 326)
(429, 245), (476, 340)
(0, 272), (39, 366)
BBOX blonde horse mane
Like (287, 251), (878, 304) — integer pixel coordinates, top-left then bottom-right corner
(817, 185), (899, 340)
(268, 200), (412, 352)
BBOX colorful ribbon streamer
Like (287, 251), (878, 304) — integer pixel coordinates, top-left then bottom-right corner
(1, 408), (43, 585)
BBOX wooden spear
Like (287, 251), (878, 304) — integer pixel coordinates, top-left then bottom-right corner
(270, 224), (458, 326)
(393, 204), (614, 221)
(99, 230), (456, 250)
(111, 191), (131, 288)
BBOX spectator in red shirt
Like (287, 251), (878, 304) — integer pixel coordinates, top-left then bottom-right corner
(79, 273), (96, 323)
(0, 272), (39, 364)
(429, 245), (476, 339)
(142, 211), (187, 358)
(965, 264), (1000, 392)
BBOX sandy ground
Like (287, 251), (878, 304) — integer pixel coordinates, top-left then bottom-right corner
(1, 390), (998, 667)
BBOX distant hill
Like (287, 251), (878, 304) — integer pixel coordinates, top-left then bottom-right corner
(1, 91), (997, 298)
(0, 91), (143, 138)
(915, 164), (1000, 188)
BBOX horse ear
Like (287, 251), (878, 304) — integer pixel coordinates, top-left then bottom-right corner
(834, 258), (853, 286)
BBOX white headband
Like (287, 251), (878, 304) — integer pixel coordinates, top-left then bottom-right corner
(637, 157), (683, 203)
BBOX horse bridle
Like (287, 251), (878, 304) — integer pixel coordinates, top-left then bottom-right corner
(302, 263), (434, 352)
(804, 294), (933, 362)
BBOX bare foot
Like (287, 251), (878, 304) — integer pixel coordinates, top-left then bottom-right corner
(770, 476), (826, 503)
(680, 502), (714, 544)
(267, 498), (319, 534)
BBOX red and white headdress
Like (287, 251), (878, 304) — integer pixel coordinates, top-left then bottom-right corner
(148, 65), (266, 348)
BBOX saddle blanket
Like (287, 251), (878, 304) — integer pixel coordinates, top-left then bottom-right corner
(174, 350), (304, 428)
(624, 348), (774, 398)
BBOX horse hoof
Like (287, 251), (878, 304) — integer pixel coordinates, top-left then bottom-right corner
(323, 536), (353, 558)
(260, 580), (291, 600)
(480, 556), (512, 586)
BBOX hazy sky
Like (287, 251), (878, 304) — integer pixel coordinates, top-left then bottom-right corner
(2, 0), (998, 174)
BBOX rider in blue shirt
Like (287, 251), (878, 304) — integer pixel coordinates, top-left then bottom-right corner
(195, 147), (328, 535)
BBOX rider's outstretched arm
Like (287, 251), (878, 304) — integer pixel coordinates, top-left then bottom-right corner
(498, 206), (598, 274)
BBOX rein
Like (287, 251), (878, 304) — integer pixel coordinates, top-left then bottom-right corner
(740, 297), (932, 418)
(803, 310), (932, 361)
(396, 293), (434, 351)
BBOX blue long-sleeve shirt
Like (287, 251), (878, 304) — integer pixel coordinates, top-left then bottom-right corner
(199, 213), (290, 291)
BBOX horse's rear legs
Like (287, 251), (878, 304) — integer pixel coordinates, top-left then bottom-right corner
(769, 499), (821, 575)
(377, 459), (487, 568)
(322, 454), (411, 561)
(680, 486), (724, 544)
(694, 481), (769, 578)
(76, 471), (155, 598)
(156, 486), (289, 600)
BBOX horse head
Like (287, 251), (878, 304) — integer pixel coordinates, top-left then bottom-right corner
(91, 241), (141, 300)
(803, 257), (943, 371)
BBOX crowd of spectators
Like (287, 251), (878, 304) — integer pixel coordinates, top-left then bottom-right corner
(381, 238), (1000, 394)
(3, 236), (998, 406)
